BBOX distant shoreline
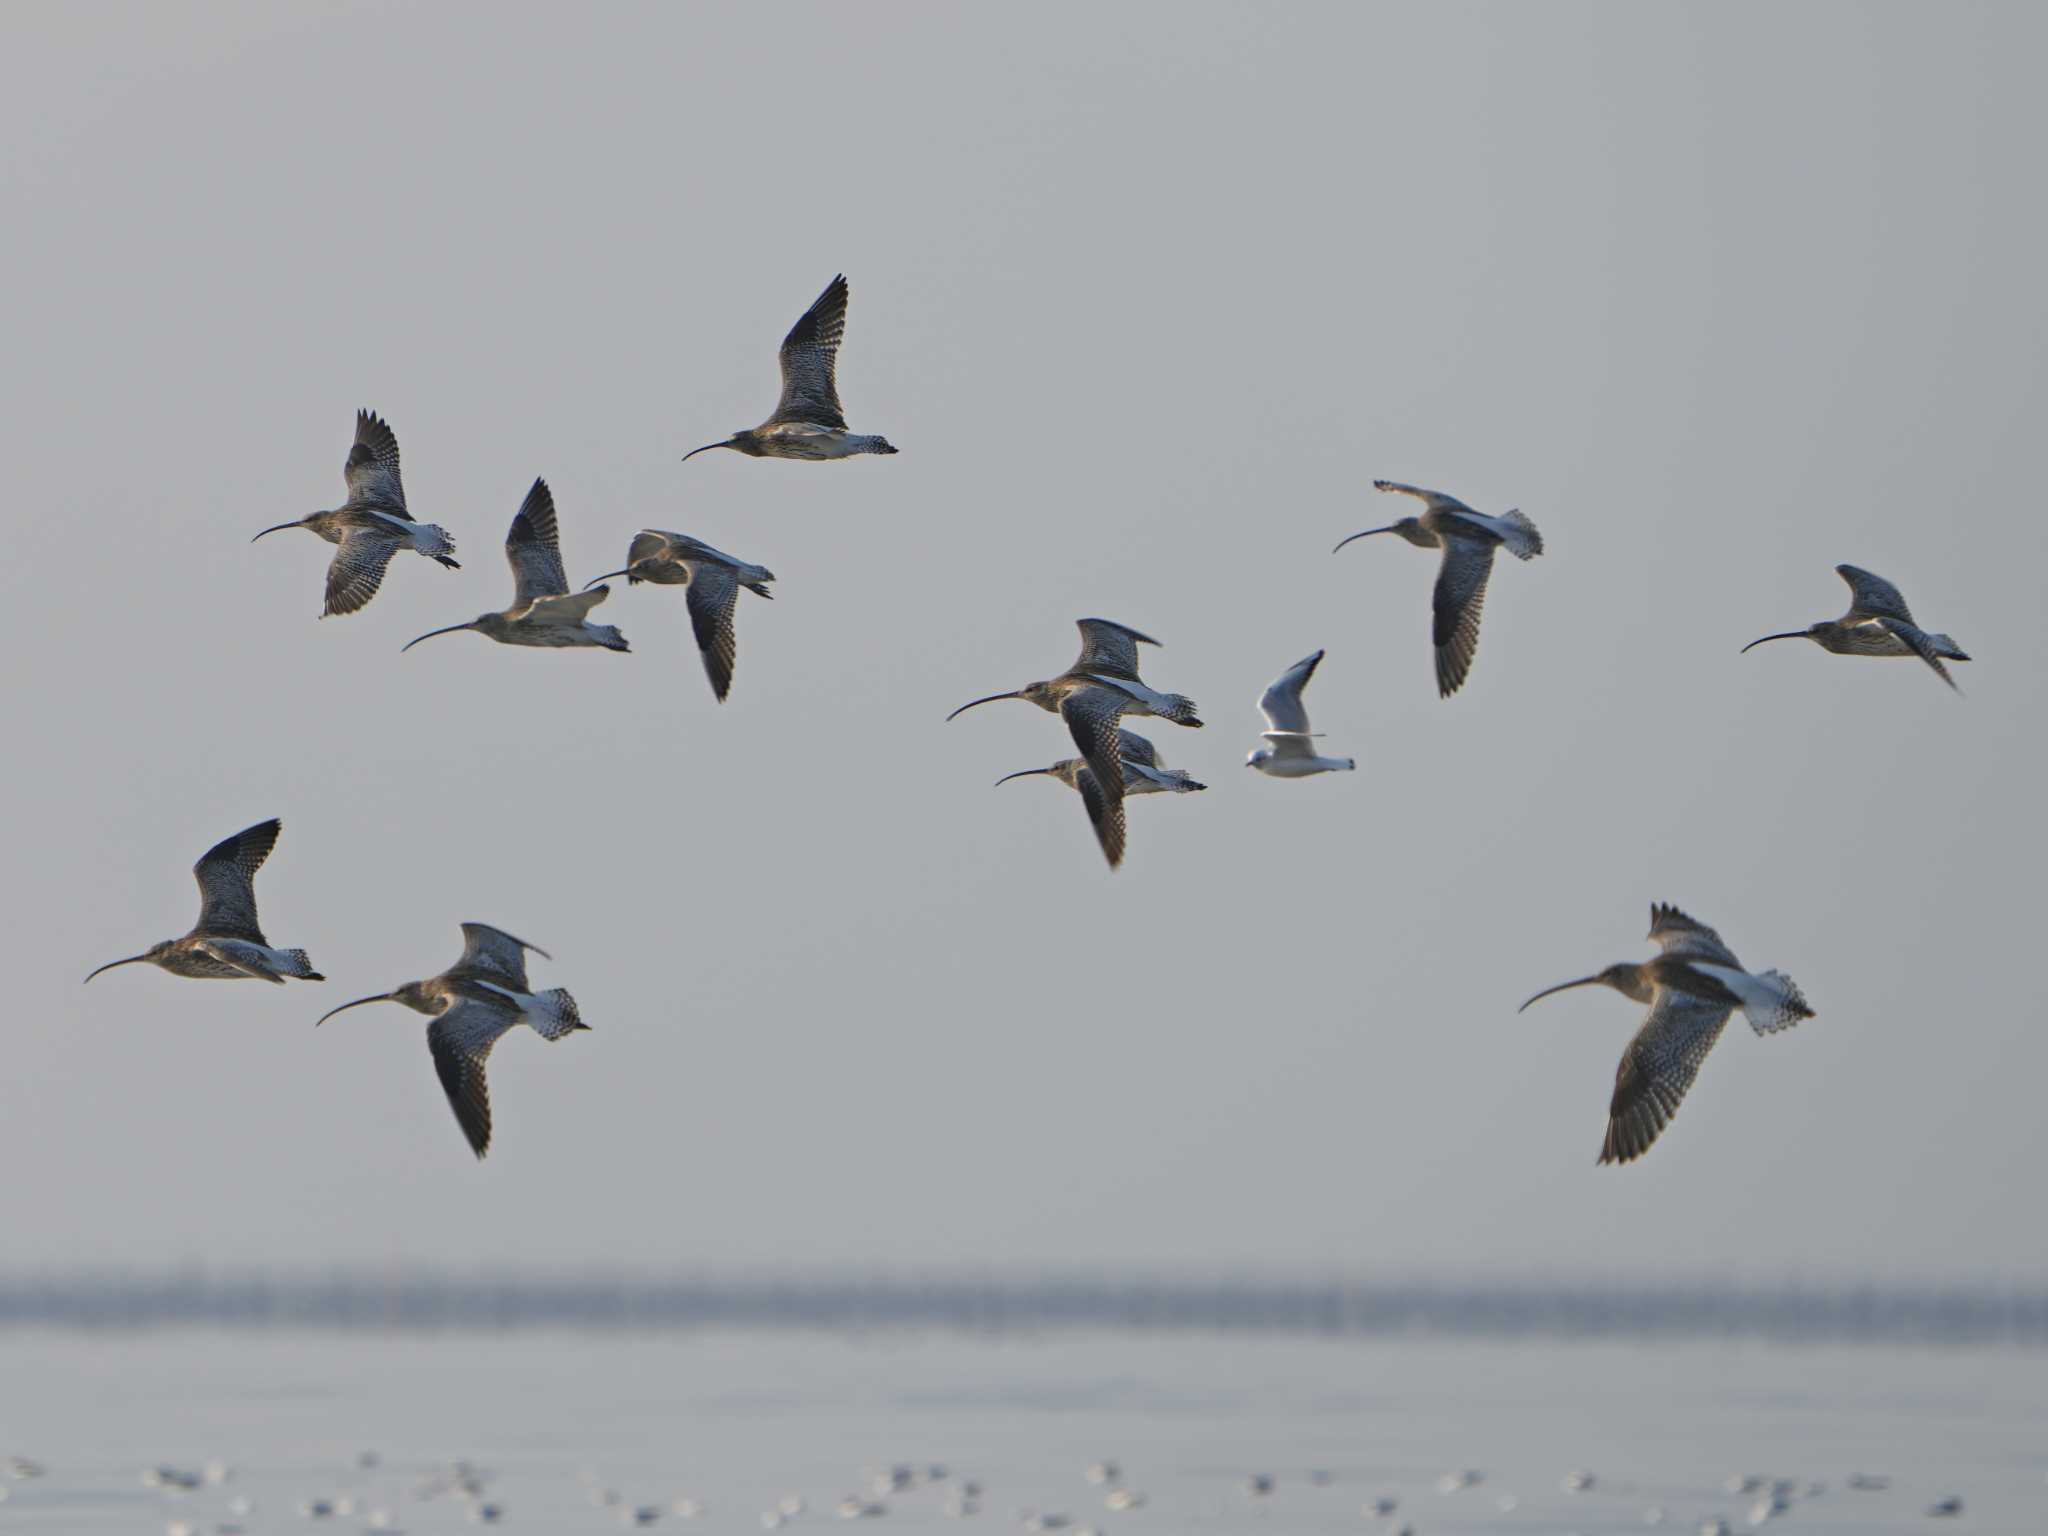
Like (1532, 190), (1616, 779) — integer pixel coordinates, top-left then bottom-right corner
(3, 1275), (2043, 1346)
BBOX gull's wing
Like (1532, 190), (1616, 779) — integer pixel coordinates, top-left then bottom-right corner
(1071, 618), (1161, 678)
(770, 274), (849, 430)
(1874, 618), (1960, 692)
(1374, 479), (1475, 515)
(1060, 684), (1134, 816)
(323, 528), (403, 617)
(1601, 987), (1735, 1165)
(191, 818), (280, 942)
(506, 478), (569, 605)
(1258, 649), (1324, 734)
(454, 923), (549, 990)
(1114, 728), (1162, 769)
(684, 562), (743, 702)
(1073, 764), (1128, 870)
(1836, 564), (1915, 624)
(1431, 537), (1498, 697)
(427, 997), (520, 1159)
(343, 409), (407, 512)
(1646, 903), (1741, 967)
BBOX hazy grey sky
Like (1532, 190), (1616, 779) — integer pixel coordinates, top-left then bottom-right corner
(4, 2), (2043, 1282)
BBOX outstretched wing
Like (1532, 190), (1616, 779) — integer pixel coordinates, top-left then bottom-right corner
(770, 274), (849, 430)
(1646, 903), (1741, 966)
(506, 478), (569, 605)
(1431, 538), (1498, 697)
(1060, 684), (1134, 819)
(684, 562), (743, 702)
(1073, 764), (1128, 870)
(192, 818), (281, 942)
(344, 409), (407, 511)
(1072, 618), (1161, 678)
(427, 998), (519, 1159)
(1114, 728), (1162, 769)
(1874, 618), (1960, 692)
(1836, 564), (1915, 624)
(455, 923), (549, 989)
(323, 528), (403, 617)
(1374, 479), (1475, 515)
(1601, 987), (1735, 1165)
(1258, 649), (1324, 734)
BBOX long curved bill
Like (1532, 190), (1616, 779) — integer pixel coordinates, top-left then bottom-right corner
(946, 690), (1025, 722)
(83, 954), (149, 983)
(315, 993), (395, 1027)
(582, 570), (632, 591)
(993, 768), (1056, 787)
(1740, 631), (1806, 654)
(1332, 525), (1397, 554)
(250, 522), (302, 542)
(401, 622), (475, 653)
(679, 440), (732, 463)
(1518, 976), (1605, 1013)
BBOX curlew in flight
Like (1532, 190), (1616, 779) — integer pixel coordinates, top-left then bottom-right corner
(1334, 480), (1542, 697)
(949, 619), (1203, 824)
(403, 479), (628, 654)
(252, 410), (459, 617)
(84, 819), (323, 985)
(1519, 904), (1812, 1165)
(1245, 649), (1355, 777)
(995, 727), (1206, 869)
(681, 275), (898, 462)
(584, 530), (774, 701)
(1742, 564), (1968, 692)
(315, 923), (589, 1159)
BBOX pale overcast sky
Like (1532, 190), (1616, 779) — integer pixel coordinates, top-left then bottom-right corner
(3, 2), (2042, 1282)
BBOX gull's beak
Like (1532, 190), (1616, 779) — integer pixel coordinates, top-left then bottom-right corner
(583, 570), (632, 591)
(1518, 976), (1606, 1013)
(401, 622), (476, 653)
(946, 690), (1026, 722)
(251, 521), (304, 542)
(680, 440), (732, 463)
(83, 954), (150, 983)
(993, 768), (1056, 787)
(1332, 525), (1398, 554)
(1741, 631), (1807, 654)
(315, 993), (396, 1027)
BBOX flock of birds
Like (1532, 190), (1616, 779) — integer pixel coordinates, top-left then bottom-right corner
(81, 273), (1977, 1168)
(0, 1446), (1991, 1533)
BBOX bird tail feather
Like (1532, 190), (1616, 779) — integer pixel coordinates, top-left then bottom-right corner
(530, 988), (586, 1039)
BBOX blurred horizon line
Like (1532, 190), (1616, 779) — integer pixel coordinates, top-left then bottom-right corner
(4, 1271), (2044, 1346)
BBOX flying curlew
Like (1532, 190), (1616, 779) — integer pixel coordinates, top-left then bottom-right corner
(583, 530), (774, 701)
(995, 727), (1206, 869)
(315, 923), (589, 1159)
(1334, 480), (1543, 697)
(84, 819), (323, 985)
(252, 410), (460, 617)
(1245, 649), (1355, 777)
(402, 479), (629, 654)
(681, 275), (898, 462)
(1519, 904), (1812, 1165)
(949, 619), (1203, 824)
(1742, 564), (1968, 692)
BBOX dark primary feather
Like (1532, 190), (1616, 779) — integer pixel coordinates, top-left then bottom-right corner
(684, 563), (743, 701)
(1060, 685), (1133, 817)
(191, 818), (280, 942)
(1646, 903), (1740, 966)
(1875, 617), (1960, 691)
(1431, 539), (1497, 697)
(323, 529), (403, 617)
(1836, 564), (1916, 624)
(455, 923), (548, 990)
(1071, 618), (1160, 679)
(771, 274), (849, 430)
(428, 1000), (516, 1159)
(344, 409), (408, 511)
(1600, 989), (1734, 1165)
(1073, 763), (1128, 869)
(506, 478), (569, 606)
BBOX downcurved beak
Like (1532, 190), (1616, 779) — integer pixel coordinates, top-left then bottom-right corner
(1741, 631), (1807, 654)
(680, 440), (731, 463)
(946, 690), (1025, 722)
(315, 992), (396, 1027)
(993, 768), (1056, 787)
(1332, 525), (1397, 554)
(83, 954), (149, 983)
(1518, 976), (1605, 1013)
(401, 622), (476, 653)
(251, 521), (302, 542)
(583, 569), (632, 591)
